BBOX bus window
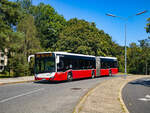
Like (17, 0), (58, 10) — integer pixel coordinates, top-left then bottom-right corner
(35, 57), (55, 74)
(72, 59), (79, 70)
(57, 58), (64, 72)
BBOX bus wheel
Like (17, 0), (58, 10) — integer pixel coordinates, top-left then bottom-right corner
(67, 72), (73, 81)
(91, 70), (95, 79)
(109, 70), (112, 77)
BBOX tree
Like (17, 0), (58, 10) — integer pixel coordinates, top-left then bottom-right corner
(30, 3), (66, 50)
(138, 38), (150, 75)
(6, 14), (41, 77)
(17, 14), (41, 58)
(127, 43), (141, 74)
(0, 0), (42, 76)
(55, 18), (115, 56)
(0, 0), (21, 50)
(6, 31), (26, 77)
(146, 18), (150, 33)
(16, 0), (32, 9)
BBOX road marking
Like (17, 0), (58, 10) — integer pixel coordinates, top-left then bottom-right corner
(138, 95), (150, 102)
(0, 88), (44, 103)
(145, 95), (150, 98)
(138, 98), (150, 101)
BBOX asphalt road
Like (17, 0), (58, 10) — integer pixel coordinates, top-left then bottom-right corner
(0, 76), (115, 113)
(122, 77), (150, 113)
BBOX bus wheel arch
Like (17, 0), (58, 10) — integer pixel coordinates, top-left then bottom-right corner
(67, 71), (73, 81)
(91, 70), (95, 79)
(109, 69), (112, 77)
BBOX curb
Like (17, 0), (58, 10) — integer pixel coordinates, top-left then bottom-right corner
(73, 76), (149, 113)
(119, 78), (130, 113)
(0, 80), (36, 86)
(119, 76), (149, 113)
(73, 79), (108, 113)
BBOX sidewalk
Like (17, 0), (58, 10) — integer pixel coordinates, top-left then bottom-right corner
(0, 76), (34, 85)
(73, 75), (149, 113)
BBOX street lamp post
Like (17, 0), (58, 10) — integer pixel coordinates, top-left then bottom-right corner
(106, 10), (148, 77)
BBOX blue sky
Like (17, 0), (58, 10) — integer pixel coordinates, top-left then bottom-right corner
(33, 0), (149, 46)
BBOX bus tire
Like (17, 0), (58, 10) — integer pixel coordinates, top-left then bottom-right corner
(91, 70), (95, 79)
(67, 72), (73, 81)
(109, 69), (112, 77)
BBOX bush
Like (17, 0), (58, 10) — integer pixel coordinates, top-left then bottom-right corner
(9, 54), (30, 77)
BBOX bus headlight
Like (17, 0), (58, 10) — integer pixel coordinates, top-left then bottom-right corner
(50, 72), (55, 78)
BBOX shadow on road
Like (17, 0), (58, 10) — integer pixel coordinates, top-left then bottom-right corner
(129, 78), (150, 87)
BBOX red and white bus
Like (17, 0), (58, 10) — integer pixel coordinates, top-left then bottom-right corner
(33, 52), (118, 81)
(99, 56), (118, 76)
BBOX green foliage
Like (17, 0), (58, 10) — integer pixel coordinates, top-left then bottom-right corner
(9, 54), (29, 77)
(0, 0), (21, 26)
(127, 38), (150, 75)
(13, 14), (41, 77)
(5, 31), (27, 77)
(17, 14), (42, 57)
(0, 0), (22, 50)
(30, 3), (66, 50)
(146, 18), (150, 33)
(1, 0), (150, 77)
(0, 0), (41, 77)
(55, 18), (114, 56)
(16, 0), (32, 11)
(127, 43), (141, 74)
(125, 18), (150, 75)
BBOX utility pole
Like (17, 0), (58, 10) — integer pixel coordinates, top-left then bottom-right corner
(106, 10), (148, 78)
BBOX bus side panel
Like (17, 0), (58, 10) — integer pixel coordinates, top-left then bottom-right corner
(72, 70), (79, 79)
(111, 68), (118, 74)
(81, 70), (92, 78)
(52, 69), (96, 81)
(53, 72), (67, 81)
(72, 70), (92, 79)
(100, 69), (109, 76)
(54, 70), (92, 81)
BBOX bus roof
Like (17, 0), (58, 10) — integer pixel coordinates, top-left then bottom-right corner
(35, 52), (117, 60)
(100, 56), (117, 60)
(36, 51), (95, 58)
(96, 56), (117, 60)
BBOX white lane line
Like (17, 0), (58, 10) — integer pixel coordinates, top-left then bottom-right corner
(138, 98), (150, 102)
(138, 94), (150, 102)
(145, 95), (150, 98)
(0, 88), (44, 103)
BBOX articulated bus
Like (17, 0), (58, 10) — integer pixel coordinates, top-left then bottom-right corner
(33, 52), (118, 81)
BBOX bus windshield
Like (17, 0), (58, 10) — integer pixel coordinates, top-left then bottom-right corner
(35, 56), (55, 74)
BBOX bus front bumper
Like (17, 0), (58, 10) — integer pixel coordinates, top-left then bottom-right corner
(35, 72), (55, 81)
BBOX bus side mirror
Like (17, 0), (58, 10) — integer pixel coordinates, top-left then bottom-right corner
(28, 55), (34, 63)
(56, 56), (60, 64)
